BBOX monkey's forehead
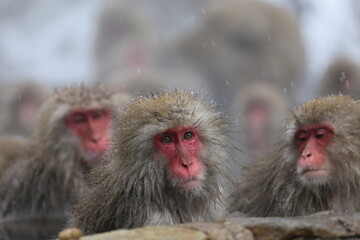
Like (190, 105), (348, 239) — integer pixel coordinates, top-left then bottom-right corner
(52, 85), (114, 105)
(292, 95), (360, 126)
(119, 91), (220, 128)
(127, 91), (211, 112)
(36, 85), (116, 124)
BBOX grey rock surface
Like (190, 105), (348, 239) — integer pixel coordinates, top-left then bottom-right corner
(61, 213), (360, 240)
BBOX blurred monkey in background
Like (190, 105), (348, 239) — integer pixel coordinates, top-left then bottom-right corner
(0, 81), (50, 137)
(177, 0), (305, 104)
(318, 57), (360, 97)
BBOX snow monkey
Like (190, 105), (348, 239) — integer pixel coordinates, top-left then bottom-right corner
(230, 95), (360, 217)
(318, 57), (360, 96)
(68, 90), (232, 233)
(0, 80), (49, 137)
(0, 84), (129, 222)
(177, 0), (305, 101)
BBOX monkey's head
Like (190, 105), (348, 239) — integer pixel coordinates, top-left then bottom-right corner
(321, 57), (360, 96)
(1, 81), (49, 135)
(179, 0), (304, 88)
(234, 82), (288, 156)
(284, 95), (360, 187)
(33, 85), (117, 169)
(114, 90), (230, 195)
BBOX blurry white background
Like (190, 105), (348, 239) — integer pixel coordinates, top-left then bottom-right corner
(0, 0), (359, 100)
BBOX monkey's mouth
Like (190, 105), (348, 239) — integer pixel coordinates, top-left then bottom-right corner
(177, 178), (203, 189)
(298, 166), (328, 178)
(84, 150), (106, 168)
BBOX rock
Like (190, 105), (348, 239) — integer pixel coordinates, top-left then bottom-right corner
(183, 222), (254, 240)
(226, 213), (360, 240)
(58, 227), (83, 240)
(62, 213), (360, 240)
(80, 226), (208, 240)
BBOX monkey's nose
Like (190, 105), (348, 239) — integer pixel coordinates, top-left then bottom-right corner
(181, 160), (193, 168)
(90, 137), (100, 143)
(302, 152), (312, 158)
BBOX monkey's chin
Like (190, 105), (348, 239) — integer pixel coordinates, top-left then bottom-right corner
(177, 179), (203, 190)
(84, 151), (106, 168)
(298, 167), (329, 183)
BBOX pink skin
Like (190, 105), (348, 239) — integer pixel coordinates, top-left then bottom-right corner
(19, 99), (41, 129)
(128, 47), (147, 67)
(65, 108), (111, 167)
(246, 103), (269, 150)
(153, 127), (204, 189)
(295, 124), (334, 178)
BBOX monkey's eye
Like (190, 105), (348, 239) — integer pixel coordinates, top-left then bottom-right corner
(296, 132), (308, 142)
(315, 128), (327, 139)
(161, 136), (173, 143)
(72, 113), (87, 124)
(183, 131), (194, 140)
(92, 109), (107, 119)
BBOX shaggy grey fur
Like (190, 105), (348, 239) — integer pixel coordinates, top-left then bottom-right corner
(68, 90), (232, 233)
(0, 85), (115, 222)
(230, 95), (360, 216)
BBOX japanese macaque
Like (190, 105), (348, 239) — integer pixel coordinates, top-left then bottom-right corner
(0, 81), (49, 137)
(318, 57), (360, 96)
(68, 90), (231, 233)
(177, 0), (305, 100)
(95, 2), (158, 81)
(0, 85), (128, 222)
(229, 95), (360, 216)
(233, 82), (288, 163)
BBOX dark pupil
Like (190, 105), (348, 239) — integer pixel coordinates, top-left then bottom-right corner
(316, 133), (325, 139)
(297, 133), (308, 142)
(73, 114), (86, 124)
(162, 136), (171, 143)
(184, 131), (193, 139)
(92, 110), (105, 119)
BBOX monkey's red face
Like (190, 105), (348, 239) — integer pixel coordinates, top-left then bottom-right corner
(154, 127), (204, 190)
(66, 108), (111, 167)
(246, 101), (269, 151)
(18, 98), (41, 129)
(295, 124), (334, 181)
